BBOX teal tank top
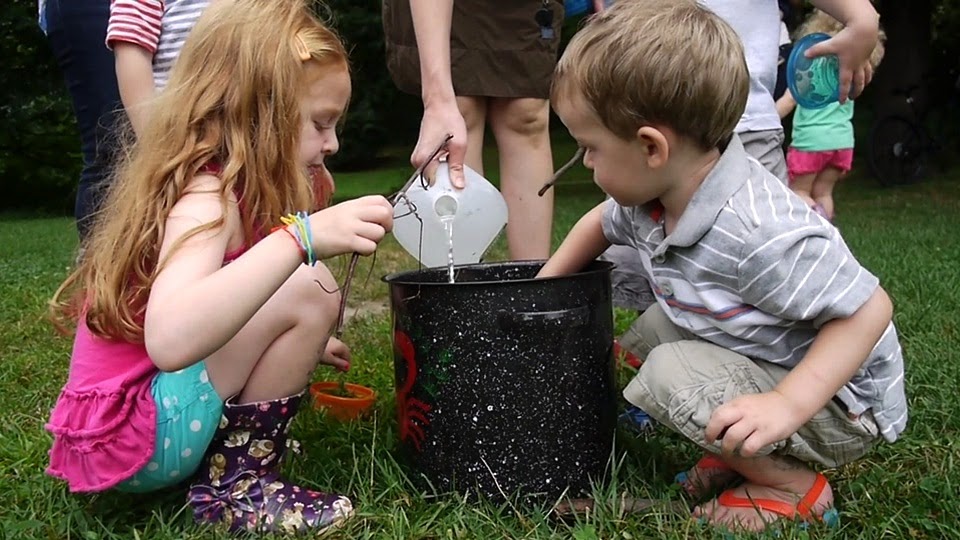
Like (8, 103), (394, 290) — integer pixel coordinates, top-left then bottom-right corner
(790, 100), (854, 152)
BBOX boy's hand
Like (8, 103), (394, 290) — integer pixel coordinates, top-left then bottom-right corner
(320, 337), (351, 372)
(705, 391), (806, 457)
(804, 21), (879, 102)
(309, 195), (394, 258)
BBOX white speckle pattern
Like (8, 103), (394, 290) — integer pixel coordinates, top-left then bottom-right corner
(384, 261), (617, 502)
(189, 420), (202, 432)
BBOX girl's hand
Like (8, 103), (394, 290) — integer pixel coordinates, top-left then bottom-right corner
(308, 195), (394, 259)
(321, 337), (351, 371)
(704, 391), (806, 458)
(804, 21), (878, 103)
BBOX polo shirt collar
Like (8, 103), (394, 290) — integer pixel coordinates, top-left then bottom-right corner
(664, 134), (751, 248)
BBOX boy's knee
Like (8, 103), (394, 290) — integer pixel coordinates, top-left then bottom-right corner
(619, 305), (679, 359)
(634, 344), (677, 393)
(623, 343), (679, 413)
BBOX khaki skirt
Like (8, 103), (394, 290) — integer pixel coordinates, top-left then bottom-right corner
(382, 0), (565, 99)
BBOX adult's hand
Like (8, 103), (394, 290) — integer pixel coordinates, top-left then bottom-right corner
(413, 97), (467, 188)
(803, 24), (876, 103)
(807, 0), (880, 102)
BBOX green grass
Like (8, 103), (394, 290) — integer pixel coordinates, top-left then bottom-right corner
(2, 147), (960, 539)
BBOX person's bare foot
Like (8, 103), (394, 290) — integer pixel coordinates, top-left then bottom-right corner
(676, 455), (741, 499)
(692, 474), (835, 532)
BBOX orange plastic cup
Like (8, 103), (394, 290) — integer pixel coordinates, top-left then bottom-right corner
(309, 382), (376, 421)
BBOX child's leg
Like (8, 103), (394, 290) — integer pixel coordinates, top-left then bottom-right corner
(189, 263), (351, 534)
(810, 166), (844, 221)
(201, 262), (341, 403)
(489, 97), (554, 260)
(692, 453), (833, 531)
(785, 147), (821, 206)
(788, 173), (816, 206)
(456, 96), (488, 174)
(621, 306), (739, 494)
(618, 303), (696, 360)
(625, 340), (878, 531)
(811, 150), (853, 220)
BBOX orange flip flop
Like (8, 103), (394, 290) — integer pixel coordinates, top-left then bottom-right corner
(714, 472), (840, 527)
(675, 454), (740, 498)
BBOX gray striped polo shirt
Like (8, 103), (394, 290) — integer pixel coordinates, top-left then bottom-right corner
(602, 135), (907, 442)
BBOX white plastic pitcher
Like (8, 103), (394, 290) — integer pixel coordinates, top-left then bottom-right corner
(392, 162), (508, 268)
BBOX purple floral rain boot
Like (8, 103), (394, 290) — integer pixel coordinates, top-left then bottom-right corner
(188, 391), (353, 534)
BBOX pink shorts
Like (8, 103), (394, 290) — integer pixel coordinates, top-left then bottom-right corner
(786, 147), (854, 182)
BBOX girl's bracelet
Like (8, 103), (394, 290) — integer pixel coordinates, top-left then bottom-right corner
(279, 212), (317, 266)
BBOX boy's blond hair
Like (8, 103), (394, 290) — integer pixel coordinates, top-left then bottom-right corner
(553, 0), (749, 150)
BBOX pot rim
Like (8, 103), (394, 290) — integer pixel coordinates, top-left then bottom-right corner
(381, 260), (613, 286)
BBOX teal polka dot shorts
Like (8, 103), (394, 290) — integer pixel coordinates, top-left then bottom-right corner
(116, 361), (223, 493)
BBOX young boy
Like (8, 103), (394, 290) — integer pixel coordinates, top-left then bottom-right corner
(538, 0), (906, 531)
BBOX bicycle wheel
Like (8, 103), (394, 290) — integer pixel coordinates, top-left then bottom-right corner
(868, 115), (929, 186)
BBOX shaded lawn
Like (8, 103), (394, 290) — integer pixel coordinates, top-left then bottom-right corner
(1, 152), (959, 538)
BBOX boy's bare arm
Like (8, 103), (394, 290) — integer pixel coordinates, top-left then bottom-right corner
(537, 203), (611, 278)
(806, 0), (880, 102)
(706, 287), (893, 457)
(114, 42), (155, 136)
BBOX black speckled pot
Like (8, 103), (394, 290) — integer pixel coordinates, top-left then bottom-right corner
(382, 261), (616, 502)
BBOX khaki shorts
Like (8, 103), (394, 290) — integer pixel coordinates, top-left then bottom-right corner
(620, 305), (879, 468)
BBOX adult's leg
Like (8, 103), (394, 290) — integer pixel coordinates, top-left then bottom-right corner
(45, 0), (123, 241)
(488, 97), (554, 260)
(739, 129), (788, 183)
(456, 96), (488, 174)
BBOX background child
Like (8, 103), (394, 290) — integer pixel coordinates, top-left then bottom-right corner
(107, 0), (210, 135)
(539, 0), (906, 532)
(45, 0), (394, 534)
(777, 10), (886, 221)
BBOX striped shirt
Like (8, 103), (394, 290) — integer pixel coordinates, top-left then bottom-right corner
(602, 135), (907, 442)
(106, 0), (210, 90)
